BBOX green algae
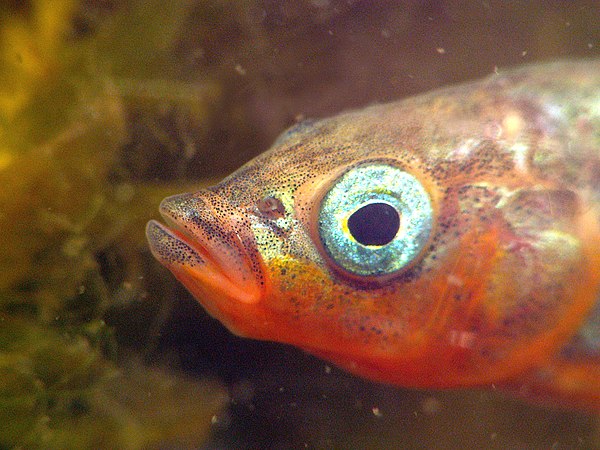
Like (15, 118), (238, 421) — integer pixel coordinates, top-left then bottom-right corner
(0, 1), (227, 447)
(0, 318), (226, 449)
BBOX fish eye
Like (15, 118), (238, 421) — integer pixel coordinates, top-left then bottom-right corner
(317, 163), (433, 277)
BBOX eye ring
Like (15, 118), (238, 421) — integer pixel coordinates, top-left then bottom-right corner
(317, 162), (433, 278)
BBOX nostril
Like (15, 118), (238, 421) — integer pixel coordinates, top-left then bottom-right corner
(257, 196), (286, 220)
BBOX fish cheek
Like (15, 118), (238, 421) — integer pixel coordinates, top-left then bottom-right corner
(262, 252), (436, 353)
(261, 255), (348, 346)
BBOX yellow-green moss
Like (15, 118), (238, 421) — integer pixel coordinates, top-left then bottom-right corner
(0, 1), (227, 447)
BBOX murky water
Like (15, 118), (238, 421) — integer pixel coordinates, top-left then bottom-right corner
(1, 1), (598, 448)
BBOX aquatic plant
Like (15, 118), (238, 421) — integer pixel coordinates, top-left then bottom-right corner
(0, 1), (227, 447)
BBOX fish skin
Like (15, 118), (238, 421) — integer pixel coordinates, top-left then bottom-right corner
(147, 60), (600, 410)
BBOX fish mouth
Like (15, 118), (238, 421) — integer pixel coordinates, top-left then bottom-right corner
(146, 191), (263, 309)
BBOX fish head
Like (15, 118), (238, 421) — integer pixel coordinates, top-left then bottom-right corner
(147, 96), (600, 387)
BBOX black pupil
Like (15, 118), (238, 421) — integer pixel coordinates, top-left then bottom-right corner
(347, 202), (400, 246)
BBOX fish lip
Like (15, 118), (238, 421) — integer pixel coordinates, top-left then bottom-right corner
(146, 192), (264, 305)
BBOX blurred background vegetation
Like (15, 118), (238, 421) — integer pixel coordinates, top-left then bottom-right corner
(0, 0), (598, 448)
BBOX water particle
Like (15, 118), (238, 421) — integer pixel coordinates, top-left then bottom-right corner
(234, 64), (246, 75)
(420, 396), (442, 415)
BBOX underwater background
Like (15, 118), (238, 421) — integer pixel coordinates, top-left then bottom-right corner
(0, 1), (599, 448)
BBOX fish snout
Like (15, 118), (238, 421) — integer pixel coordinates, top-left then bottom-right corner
(146, 191), (264, 307)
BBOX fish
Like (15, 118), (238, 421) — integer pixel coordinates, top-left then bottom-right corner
(146, 60), (600, 411)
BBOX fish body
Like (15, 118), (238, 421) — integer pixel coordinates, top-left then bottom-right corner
(147, 60), (600, 410)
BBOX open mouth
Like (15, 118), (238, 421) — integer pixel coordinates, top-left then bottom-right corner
(146, 192), (263, 306)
